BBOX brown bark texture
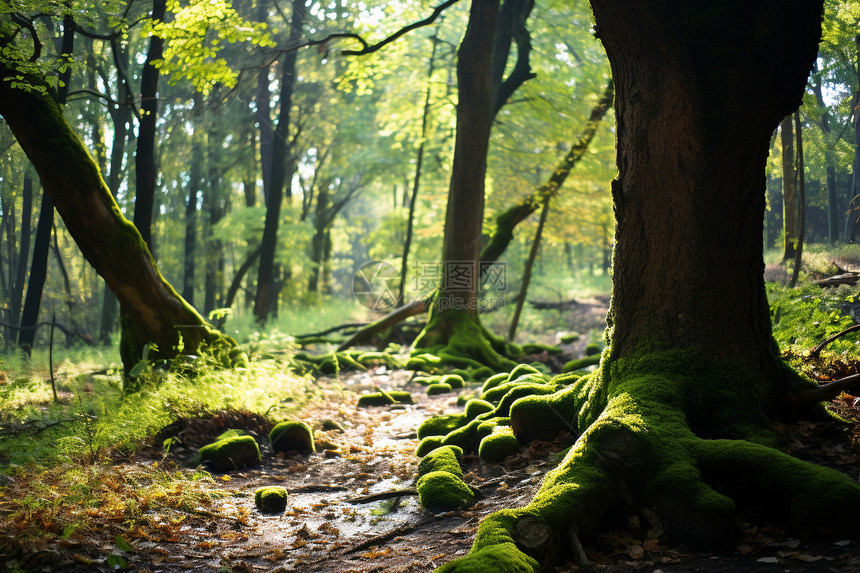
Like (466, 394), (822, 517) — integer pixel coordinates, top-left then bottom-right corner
(594, 0), (822, 371)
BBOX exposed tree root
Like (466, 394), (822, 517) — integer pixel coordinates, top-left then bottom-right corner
(431, 352), (860, 572)
(811, 324), (860, 357)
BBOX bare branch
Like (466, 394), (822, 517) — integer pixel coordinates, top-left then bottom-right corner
(810, 323), (860, 357)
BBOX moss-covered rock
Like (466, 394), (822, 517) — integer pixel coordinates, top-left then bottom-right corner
(464, 399), (495, 421)
(357, 390), (414, 406)
(478, 427), (520, 463)
(269, 420), (315, 454)
(254, 486), (288, 513)
(214, 429), (248, 441)
(413, 375), (443, 386)
(558, 331), (580, 344)
(415, 435), (445, 457)
(418, 413), (466, 439)
(417, 470), (475, 512)
(481, 377), (548, 403)
(584, 342), (603, 356)
(427, 382), (454, 395)
(418, 445), (464, 478)
(440, 374), (466, 389)
(319, 419), (345, 432)
(199, 435), (261, 471)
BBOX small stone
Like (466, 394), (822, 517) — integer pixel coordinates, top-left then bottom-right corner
(254, 486), (288, 513)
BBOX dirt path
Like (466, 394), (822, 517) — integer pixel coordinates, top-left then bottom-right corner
(25, 368), (860, 573)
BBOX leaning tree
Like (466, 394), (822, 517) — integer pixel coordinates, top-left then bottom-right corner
(436, 1), (860, 571)
(0, 16), (232, 373)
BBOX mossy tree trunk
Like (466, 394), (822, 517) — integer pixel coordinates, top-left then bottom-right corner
(437, 2), (860, 572)
(0, 61), (230, 373)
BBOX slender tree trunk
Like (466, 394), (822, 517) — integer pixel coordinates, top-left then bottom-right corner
(204, 136), (225, 314)
(18, 192), (52, 353)
(842, 34), (860, 243)
(508, 196), (549, 341)
(133, 0), (167, 248)
(790, 111), (806, 287)
(309, 186), (328, 294)
(254, 0), (305, 322)
(811, 68), (839, 244)
(780, 115), (797, 261)
(399, 34), (440, 306)
(10, 171), (32, 342)
(183, 99), (203, 306)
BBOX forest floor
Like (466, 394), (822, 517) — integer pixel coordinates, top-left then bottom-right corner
(3, 297), (860, 573)
(4, 369), (859, 573)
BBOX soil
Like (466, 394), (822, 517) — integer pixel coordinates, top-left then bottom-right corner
(7, 365), (858, 573)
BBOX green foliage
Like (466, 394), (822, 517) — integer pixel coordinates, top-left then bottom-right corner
(767, 282), (857, 353)
(149, 0), (275, 94)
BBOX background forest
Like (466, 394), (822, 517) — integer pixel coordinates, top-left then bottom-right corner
(4, 1), (860, 572)
(1, 0), (859, 352)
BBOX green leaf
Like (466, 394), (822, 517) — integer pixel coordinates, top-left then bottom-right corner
(115, 535), (133, 552)
(106, 554), (129, 570)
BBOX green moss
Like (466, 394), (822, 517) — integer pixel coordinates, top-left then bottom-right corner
(214, 429), (248, 442)
(427, 382), (454, 395)
(440, 374), (465, 389)
(357, 351), (403, 369)
(441, 418), (484, 452)
(435, 542), (539, 573)
(357, 391), (414, 407)
(418, 413), (466, 440)
(562, 354), (601, 372)
(254, 486), (288, 513)
(464, 399), (495, 420)
(418, 445), (464, 478)
(520, 343), (561, 356)
(481, 372), (509, 394)
(269, 421), (315, 453)
(584, 343), (603, 356)
(457, 393), (477, 406)
(199, 435), (261, 471)
(478, 427), (520, 463)
(481, 378), (550, 404)
(417, 471), (475, 512)
(506, 363), (541, 381)
(559, 332), (580, 344)
(413, 375), (443, 386)
(415, 436), (445, 457)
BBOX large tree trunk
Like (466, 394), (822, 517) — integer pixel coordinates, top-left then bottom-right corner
(436, 3), (860, 572)
(0, 63), (230, 373)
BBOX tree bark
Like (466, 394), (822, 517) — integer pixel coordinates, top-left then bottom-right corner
(436, 0), (498, 322)
(183, 95), (203, 306)
(17, 185), (51, 353)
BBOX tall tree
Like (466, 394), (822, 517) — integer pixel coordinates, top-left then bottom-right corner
(253, 0), (306, 322)
(133, 0), (167, 248)
(436, 2), (860, 571)
(17, 14), (75, 353)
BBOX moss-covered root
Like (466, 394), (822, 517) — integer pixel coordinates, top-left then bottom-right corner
(409, 308), (520, 372)
(436, 384), (860, 572)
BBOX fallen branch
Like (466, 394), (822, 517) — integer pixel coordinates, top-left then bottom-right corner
(341, 517), (435, 555)
(813, 273), (860, 288)
(295, 322), (368, 340)
(810, 323), (860, 357)
(347, 489), (417, 504)
(337, 297), (432, 351)
(797, 373), (860, 405)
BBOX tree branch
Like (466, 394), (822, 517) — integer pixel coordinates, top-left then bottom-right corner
(810, 323), (860, 357)
(797, 373), (860, 405)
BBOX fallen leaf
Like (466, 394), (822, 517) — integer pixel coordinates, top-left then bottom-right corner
(757, 557), (778, 563)
(627, 544), (645, 559)
(736, 545), (753, 555)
